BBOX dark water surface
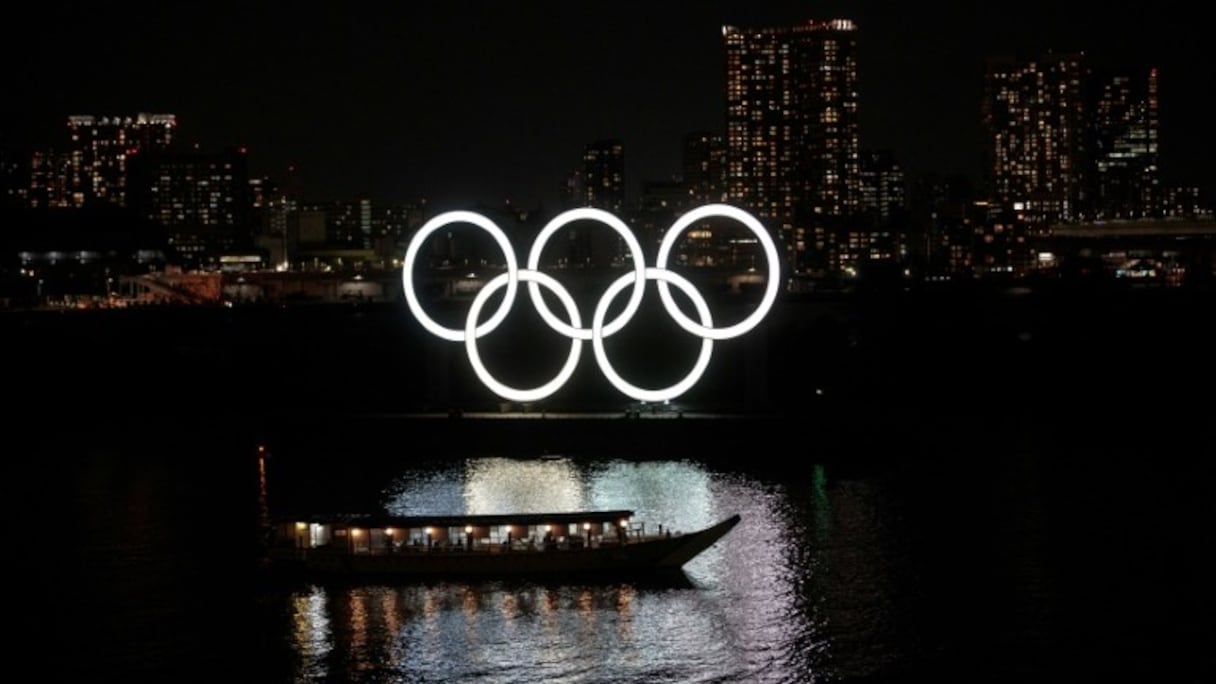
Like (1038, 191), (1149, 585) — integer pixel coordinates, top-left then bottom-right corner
(16, 420), (1212, 683)
(8, 290), (1214, 680)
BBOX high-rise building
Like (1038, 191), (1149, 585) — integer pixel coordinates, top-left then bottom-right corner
(723, 19), (861, 273)
(128, 146), (250, 264)
(65, 113), (177, 207)
(682, 131), (726, 205)
(582, 139), (625, 213)
(859, 150), (905, 224)
(1093, 68), (1160, 219)
(983, 54), (1087, 226)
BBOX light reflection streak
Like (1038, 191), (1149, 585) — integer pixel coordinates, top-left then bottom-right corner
(586, 460), (715, 534)
(465, 457), (584, 514)
(383, 468), (465, 516)
(347, 589), (369, 672)
(290, 585), (331, 682)
(380, 591), (400, 667)
(296, 457), (874, 682)
(616, 583), (636, 636)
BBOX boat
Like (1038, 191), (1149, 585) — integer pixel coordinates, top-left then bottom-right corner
(266, 509), (740, 578)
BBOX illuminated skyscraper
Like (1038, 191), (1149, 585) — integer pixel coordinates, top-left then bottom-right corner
(65, 113), (176, 207)
(983, 54), (1087, 226)
(1093, 68), (1160, 219)
(723, 19), (861, 273)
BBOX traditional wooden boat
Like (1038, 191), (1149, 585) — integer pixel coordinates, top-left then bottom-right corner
(267, 509), (740, 577)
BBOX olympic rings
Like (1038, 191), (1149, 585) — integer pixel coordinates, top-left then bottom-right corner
(402, 203), (779, 402)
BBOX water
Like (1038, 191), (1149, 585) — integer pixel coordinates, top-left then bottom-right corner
(18, 428), (1212, 682)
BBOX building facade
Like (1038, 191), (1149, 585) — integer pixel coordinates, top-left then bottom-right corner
(127, 147), (251, 265)
(983, 54), (1087, 226)
(1092, 68), (1160, 220)
(723, 19), (861, 274)
(65, 113), (177, 208)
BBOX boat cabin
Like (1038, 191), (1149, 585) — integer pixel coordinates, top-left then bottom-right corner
(273, 510), (642, 555)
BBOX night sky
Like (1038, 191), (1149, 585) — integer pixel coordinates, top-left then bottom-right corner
(3, 1), (1212, 209)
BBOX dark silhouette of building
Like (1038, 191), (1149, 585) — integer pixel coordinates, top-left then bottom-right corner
(575, 140), (628, 265)
(682, 132), (726, 206)
(0, 144), (29, 208)
(859, 150), (906, 224)
(582, 139), (625, 214)
(1092, 68), (1161, 220)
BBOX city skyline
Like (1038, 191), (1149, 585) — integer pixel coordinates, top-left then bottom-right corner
(3, 2), (1212, 208)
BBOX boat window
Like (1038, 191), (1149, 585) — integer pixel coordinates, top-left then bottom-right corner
(309, 523), (329, 548)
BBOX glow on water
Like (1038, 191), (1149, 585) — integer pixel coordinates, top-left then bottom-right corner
(286, 456), (902, 682)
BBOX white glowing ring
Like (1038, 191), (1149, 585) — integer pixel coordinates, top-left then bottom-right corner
(525, 207), (646, 340)
(656, 203), (781, 340)
(464, 270), (582, 403)
(402, 211), (518, 342)
(591, 268), (713, 403)
(402, 204), (776, 402)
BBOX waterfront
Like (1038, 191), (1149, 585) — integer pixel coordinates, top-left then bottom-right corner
(8, 288), (1214, 681)
(18, 423), (1213, 682)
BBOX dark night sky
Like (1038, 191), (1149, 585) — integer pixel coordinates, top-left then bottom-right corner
(3, 2), (1212, 209)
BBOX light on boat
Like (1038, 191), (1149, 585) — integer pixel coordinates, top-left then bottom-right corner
(543, 524), (550, 532)
(385, 528), (394, 536)
(583, 522), (591, 530)
(619, 519), (628, 527)
(425, 527), (433, 535)
(465, 525), (473, 534)
(351, 528), (362, 537)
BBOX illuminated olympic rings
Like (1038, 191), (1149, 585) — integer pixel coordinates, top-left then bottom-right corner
(401, 204), (779, 402)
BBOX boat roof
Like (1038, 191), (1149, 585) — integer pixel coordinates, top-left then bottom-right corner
(279, 510), (637, 528)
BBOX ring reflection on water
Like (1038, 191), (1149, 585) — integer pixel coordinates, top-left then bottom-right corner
(278, 456), (896, 682)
